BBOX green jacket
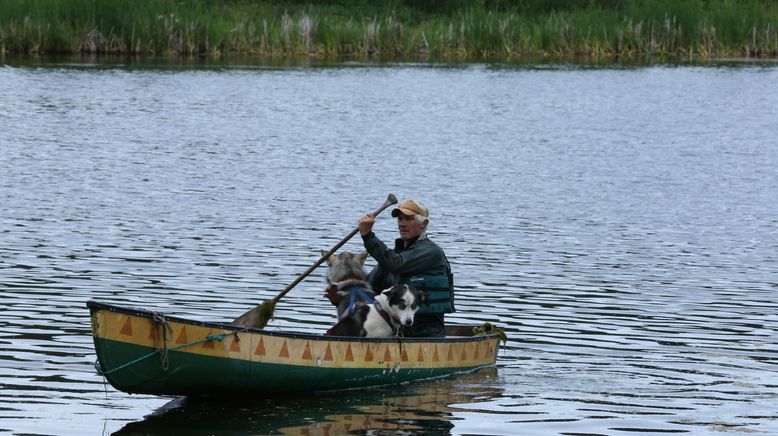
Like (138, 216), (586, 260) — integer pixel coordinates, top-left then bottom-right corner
(362, 232), (454, 313)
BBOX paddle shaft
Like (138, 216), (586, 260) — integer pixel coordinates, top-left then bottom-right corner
(271, 194), (398, 303)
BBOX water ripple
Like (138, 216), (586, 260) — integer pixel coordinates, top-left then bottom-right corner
(1, 61), (777, 435)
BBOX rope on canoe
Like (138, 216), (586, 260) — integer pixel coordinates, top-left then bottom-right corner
(94, 332), (232, 376)
(474, 322), (509, 348)
(152, 312), (174, 371)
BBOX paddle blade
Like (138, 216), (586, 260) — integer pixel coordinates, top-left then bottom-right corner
(233, 300), (276, 329)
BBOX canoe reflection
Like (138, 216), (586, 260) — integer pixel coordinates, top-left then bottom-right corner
(115, 367), (501, 435)
(278, 373), (497, 435)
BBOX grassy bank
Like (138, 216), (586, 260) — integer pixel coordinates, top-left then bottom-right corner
(1, 0), (777, 60)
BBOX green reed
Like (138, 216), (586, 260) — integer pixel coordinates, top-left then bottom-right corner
(1, 0), (776, 59)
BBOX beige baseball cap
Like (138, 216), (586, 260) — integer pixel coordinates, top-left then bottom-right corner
(391, 199), (429, 218)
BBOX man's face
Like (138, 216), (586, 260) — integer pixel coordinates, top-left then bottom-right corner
(397, 213), (427, 242)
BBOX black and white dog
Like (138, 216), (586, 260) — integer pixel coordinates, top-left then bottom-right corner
(326, 284), (426, 338)
(322, 251), (376, 320)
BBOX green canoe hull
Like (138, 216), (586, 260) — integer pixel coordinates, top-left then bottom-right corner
(88, 301), (501, 395)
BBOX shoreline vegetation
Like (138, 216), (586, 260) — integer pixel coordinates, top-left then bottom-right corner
(1, 0), (777, 62)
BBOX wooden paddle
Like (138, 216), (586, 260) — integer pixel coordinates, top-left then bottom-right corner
(233, 194), (398, 329)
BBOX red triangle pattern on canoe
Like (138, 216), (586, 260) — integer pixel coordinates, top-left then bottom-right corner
(323, 344), (333, 361)
(278, 341), (290, 358)
(432, 346), (439, 362)
(401, 347), (409, 361)
(254, 338), (266, 355)
(229, 337), (241, 352)
(417, 345), (425, 362)
(383, 347), (392, 362)
(176, 327), (188, 344)
(120, 318), (132, 336)
(344, 344), (354, 361)
(364, 345), (373, 362)
(302, 342), (312, 360)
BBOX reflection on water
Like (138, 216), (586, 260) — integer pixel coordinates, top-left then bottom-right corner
(1, 59), (777, 435)
(115, 369), (500, 435)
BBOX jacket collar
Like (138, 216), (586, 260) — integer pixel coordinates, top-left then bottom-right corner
(394, 232), (427, 252)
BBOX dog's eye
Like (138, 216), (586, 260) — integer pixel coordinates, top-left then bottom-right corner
(411, 304), (418, 310)
(398, 303), (406, 309)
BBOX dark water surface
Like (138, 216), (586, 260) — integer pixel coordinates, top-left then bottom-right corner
(1, 59), (777, 435)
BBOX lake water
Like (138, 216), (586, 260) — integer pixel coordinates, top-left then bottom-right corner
(1, 57), (777, 435)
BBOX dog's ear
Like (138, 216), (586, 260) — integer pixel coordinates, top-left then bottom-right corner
(322, 250), (333, 265)
(357, 252), (369, 264)
(379, 285), (398, 298)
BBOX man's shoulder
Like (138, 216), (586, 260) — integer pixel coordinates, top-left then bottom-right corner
(417, 234), (442, 247)
(410, 236), (446, 256)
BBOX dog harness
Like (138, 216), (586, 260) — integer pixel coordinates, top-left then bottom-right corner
(347, 285), (375, 315)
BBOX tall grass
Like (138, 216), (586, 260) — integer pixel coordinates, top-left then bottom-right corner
(1, 0), (776, 59)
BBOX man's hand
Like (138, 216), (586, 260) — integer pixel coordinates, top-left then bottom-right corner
(358, 213), (375, 236)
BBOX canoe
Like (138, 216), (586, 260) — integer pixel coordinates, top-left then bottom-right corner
(87, 300), (503, 395)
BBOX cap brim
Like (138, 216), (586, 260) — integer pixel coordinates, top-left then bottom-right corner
(391, 207), (416, 217)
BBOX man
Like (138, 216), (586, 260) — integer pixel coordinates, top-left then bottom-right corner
(357, 198), (454, 337)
